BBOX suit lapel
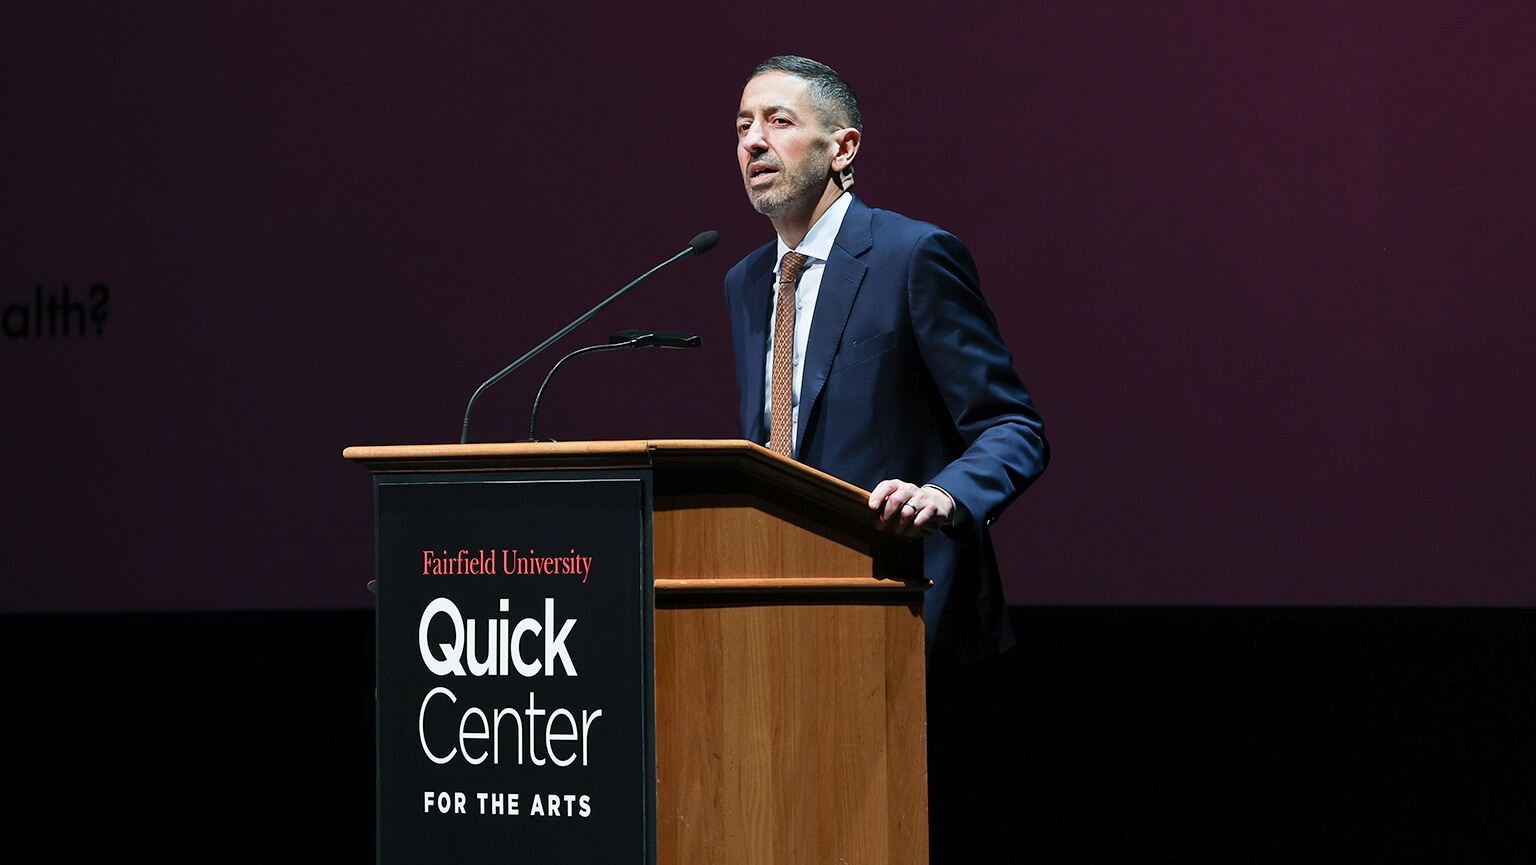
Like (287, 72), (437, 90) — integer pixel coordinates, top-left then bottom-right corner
(797, 197), (872, 454)
(740, 244), (777, 443)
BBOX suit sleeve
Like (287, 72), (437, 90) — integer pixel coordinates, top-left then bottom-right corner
(904, 229), (1049, 530)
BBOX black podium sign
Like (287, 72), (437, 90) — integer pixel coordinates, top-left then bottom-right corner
(374, 473), (653, 864)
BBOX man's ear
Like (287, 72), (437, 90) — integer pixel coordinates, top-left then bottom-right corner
(831, 126), (861, 172)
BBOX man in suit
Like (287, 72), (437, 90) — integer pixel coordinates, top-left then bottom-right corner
(726, 56), (1048, 664)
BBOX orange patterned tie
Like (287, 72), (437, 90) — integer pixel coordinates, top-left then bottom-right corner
(770, 251), (809, 457)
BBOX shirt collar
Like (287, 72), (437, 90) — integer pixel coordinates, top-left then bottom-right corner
(775, 192), (854, 271)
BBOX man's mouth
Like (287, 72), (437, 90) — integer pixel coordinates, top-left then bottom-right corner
(748, 162), (779, 184)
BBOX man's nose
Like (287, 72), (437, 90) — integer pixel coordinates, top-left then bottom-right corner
(740, 120), (768, 152)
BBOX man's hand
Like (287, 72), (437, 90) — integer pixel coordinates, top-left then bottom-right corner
(868, 480), (954, 537)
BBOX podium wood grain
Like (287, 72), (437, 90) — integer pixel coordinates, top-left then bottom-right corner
(654, 481), (928, 865)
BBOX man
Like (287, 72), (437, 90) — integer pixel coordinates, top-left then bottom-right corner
(725, 56), (1048, 663)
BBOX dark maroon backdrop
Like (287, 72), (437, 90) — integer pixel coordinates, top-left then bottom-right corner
(3, 2), (1532, 612)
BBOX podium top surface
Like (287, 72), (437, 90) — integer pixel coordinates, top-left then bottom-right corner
(343, 438), (872, 517)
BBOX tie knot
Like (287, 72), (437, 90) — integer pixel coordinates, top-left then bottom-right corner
(779, 251), (809, 284)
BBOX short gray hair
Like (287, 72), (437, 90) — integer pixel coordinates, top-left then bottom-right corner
(749, 55), (863, 133)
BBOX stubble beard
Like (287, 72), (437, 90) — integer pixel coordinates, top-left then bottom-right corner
(746, 156), (831, 219)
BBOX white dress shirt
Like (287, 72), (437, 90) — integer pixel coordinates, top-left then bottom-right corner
(761, 192), (854, 456)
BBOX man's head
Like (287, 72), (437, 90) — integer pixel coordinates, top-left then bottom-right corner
(737, 56), (861, 239)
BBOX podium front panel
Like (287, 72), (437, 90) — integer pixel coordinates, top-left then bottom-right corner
(373, 472), (654, 865)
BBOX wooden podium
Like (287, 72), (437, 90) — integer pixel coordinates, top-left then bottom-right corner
(345, 439), (930, 865)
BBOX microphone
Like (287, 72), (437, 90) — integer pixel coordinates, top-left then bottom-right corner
(608, 329), (703, 349)
(527, 330), (703, 441)
(459, 231), (719, 443)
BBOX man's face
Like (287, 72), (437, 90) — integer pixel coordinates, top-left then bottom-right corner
(737, 71), (836, 218)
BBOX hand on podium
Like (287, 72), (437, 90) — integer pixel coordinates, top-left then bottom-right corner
(868, 479), (954, 538)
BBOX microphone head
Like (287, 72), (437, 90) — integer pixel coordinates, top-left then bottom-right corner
(610, 329), (702, 349)
(687, 230), (721, 256)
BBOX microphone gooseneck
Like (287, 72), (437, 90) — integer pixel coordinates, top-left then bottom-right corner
(526, 330), (702, 442)
(458, 231), (718, 444)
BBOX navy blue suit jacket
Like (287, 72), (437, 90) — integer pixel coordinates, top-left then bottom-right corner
(724, 196), (1048, 662)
